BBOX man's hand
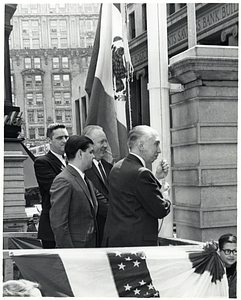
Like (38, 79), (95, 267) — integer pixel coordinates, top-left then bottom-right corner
(155, 159), (169, 180)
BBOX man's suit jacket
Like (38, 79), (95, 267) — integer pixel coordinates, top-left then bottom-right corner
(34, 151), (64, 241)
(49, 165), (99, 248)
(85, 159), (112, 244)
(102, 154), (171, 247)
(27, 223), (38, 232)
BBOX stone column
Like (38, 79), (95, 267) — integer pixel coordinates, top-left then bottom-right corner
(4, 151), (29, 232)
(168, 45), (238, 242)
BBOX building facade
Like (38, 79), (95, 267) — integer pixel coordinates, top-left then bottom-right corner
(9, 3), (100, 152)
(127, 3), (238, 127)
(126, 3), (238, 241)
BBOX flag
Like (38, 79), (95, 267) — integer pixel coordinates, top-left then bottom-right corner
(9, 245), (228, 297)
(85, 3), (133, 162)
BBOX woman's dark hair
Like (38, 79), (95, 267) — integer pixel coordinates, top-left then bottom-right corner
(218, 233), (237, 250)
(65, 135), (93, 160)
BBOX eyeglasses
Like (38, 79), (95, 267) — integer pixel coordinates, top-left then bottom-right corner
(221, 249), (237, 255)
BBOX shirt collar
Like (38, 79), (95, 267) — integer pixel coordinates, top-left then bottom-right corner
(50, 150), (64, 164)
(93, 158), (100, 168)
(130, 152), (146, 167)
(68, 163), (85, 180)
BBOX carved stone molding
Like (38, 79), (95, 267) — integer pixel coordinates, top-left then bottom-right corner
(221, 24), (238, 42)
(136, 68), (146, 80)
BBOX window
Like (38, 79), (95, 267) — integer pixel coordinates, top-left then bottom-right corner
(86, 37), (93, 47)
(25, 57), (31, 69)
(38, 127), (45, 137)
(23, 39), (30, 49)
(25, 75), (33, 88)
(29, 127), (35, 139)
(64, 92), (70, 104)
(30, 4), (38, 13)
(10, 58), (13, 70)
(27, 93), (34, 105)
(63, 74), (70, 87)
(51, 38), (58, 47)
(31, 20), (38, 28)
(53, 57), (60, 68)
(28, 110), (35, 123)
(56, 110), (62, 122)
(80, 37), (85, 48)
(37, 110), (44, 122)
(86, 20), (92, 30)
(22, 21), (29, 34)
(53, 75), (61, 86)
(53, 74), (70, 87)
(32, 38), (40, 49)
(59, 3), (66, 13)
(60, 20), (67, 32)
(129, 12), (136, 39)
(35, 75), (42, 87)
(34, 57), (40, 68)
(142, 4), (147, 31)
(62, 57), (69, 68)
(65, 110), (72, 122)
(60, 38), (68, 48)
(50, 20), (57, 30)
(54, 92), (62, 104)
(36, 93), (43, 104)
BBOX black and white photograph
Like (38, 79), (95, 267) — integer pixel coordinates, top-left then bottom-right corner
(2, 2), (239, 298)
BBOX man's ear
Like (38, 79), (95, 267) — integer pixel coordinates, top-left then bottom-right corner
(138, 140), (144, 151)
(46, 137), (51, 144)
(78, 149), (83, 158)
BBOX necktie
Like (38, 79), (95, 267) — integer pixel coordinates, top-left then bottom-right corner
(98, 161), (107, 185)
(62, 155), (67, 167)
(84, 175), (91, 194)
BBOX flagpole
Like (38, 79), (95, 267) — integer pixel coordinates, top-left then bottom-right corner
(146, 3), (173, 238)
(121, 3), (133, 130)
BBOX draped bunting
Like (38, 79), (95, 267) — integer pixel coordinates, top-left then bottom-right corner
(9, 245), (228, 298)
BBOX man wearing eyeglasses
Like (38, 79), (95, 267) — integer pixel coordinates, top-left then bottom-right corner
(218, 233), (237, 298)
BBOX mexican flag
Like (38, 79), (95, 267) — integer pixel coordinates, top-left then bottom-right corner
(85, 3), (133, 162)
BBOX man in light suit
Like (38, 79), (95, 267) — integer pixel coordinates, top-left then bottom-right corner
(34, 123), (69, 248)
(102, 125), (171, 247)
(49, 135), (101, 248)
(83, 125), (112, 245)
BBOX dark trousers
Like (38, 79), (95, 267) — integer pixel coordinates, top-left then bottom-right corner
(41, 240), (56, 249)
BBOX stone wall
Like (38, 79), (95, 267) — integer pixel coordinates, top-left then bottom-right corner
(168, 45), (238, 242)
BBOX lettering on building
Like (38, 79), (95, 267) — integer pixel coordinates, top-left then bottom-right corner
(168, 3), (238, 48)
(131, 49), (147, 67)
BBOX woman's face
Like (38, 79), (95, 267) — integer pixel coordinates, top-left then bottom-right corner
(219, 242), (237, 267)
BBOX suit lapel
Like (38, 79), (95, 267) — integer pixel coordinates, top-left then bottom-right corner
(67, 166), (97, 212)
(47, 151), (64, 170)
(92, 163), (104, 183)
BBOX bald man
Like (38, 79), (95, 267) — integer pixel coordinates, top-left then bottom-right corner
(102, 125), (171, 247)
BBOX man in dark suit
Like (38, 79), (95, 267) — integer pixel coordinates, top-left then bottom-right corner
(27, 214), (40, 232)
(34, 123), (69, 248)
(49, 135), (100, 248)
(83, 125), (113, 245)
(102, 125), (171, 247)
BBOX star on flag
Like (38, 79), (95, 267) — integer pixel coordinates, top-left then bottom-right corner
(107, 251), (160, 297)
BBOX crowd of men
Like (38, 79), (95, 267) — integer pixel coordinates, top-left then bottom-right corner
(33, 123), (171, 249)
(6, 123), (236, 298)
